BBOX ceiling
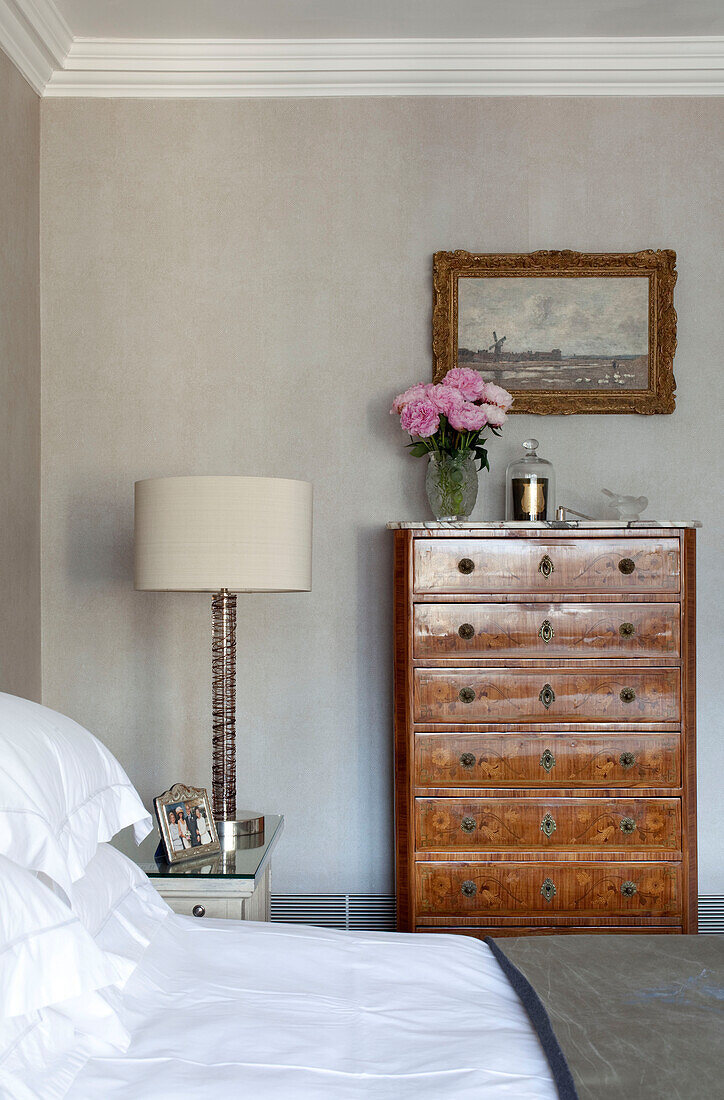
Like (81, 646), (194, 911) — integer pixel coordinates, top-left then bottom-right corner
(54, 0), (724, 41)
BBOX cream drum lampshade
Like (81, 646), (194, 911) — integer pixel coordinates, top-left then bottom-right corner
(134, 476), (313, 592)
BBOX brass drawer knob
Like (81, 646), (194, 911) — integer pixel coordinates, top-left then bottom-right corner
(619, 751), (636, 769)
(620, 687), (636, 703)
(538, 619), (554, 644)
(540, 812), (557, 838)
(458, 622), (475, 640)
(461, 879), (477, 897)
(540, 877), (556, 902)
(460, 816), (476, 833)
(539, 683), (555, 709)
(618, 557), (636, 575)
(620, 817), (636, 834)
(459, 687), (476, 704)
(540, 748), (556, 773)
(538, 554), (554, 578)
(192, 904), (206, 918)
(621, 880), (638, 898)
(619, 621), (636, 637)
(459, 752), (476, 769)
(458, 557), (475, 575)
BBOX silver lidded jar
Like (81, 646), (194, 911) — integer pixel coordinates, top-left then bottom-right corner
(505, 439), (556, 521)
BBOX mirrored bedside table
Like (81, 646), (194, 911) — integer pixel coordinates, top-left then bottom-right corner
(115, 814), (284, 921)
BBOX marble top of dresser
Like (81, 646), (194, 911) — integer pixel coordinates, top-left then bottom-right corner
(387, 520), (701, 530)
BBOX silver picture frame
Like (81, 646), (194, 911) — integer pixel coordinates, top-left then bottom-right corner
(154, 781), (221, 865)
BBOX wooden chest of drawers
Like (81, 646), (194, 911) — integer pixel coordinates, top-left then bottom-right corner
(392, 525), (697, 937)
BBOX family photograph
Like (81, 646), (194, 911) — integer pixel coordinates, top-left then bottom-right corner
(165, 800), (214, 851)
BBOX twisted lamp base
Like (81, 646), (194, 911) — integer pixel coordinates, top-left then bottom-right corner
(211, 589), (237, 820)
(210, 590), (265, 847)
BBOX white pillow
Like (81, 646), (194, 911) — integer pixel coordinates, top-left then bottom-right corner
(0, 692), (152, 892)
(67, 844), (170, 974)
(0, 854), (131, 1100)
(0, 988), (129, 1100)
(0, 853), (132, 1018)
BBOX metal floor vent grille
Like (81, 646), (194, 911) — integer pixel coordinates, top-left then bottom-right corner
(271, 895), (724, 934)
(698, 896), (724, 934)
(271, 894), (396, 931)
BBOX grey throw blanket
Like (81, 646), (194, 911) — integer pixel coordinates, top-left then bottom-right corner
(486, 934), (724, 1100)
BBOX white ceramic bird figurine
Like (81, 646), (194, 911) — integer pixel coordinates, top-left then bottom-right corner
(601, 489), (648, 520)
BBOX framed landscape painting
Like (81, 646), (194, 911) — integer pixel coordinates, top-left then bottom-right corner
(432, 250), (677, 414)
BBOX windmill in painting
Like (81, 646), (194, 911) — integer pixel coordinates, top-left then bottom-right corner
(457, 276), (649, 392)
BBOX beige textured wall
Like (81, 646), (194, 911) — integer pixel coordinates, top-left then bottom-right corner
(0, 49), (40, 701)
(40, 98), (724, 893)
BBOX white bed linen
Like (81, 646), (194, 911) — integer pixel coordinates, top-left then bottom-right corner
(69, 916), (556, 1099)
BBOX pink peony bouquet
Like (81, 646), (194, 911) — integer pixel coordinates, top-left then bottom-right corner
(391, 368), (512, 471)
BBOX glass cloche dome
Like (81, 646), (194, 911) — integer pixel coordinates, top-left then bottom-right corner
(505, 439), (556, 521)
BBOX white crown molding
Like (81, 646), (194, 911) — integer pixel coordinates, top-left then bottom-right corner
(17, 0), (70, 61)
(1, 3), (724, 98)
(0, 0), (70, 92)
(46, 35), (724, 97)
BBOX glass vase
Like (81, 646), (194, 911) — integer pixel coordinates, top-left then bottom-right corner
(425, 450), (478, 521)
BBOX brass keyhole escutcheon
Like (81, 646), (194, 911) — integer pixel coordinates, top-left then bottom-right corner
(540, 749), (556, 773)
(459, 687), (476, 704)
(539, 683), (555, 710)
(540, 877), (556, 902)
(620, 817), (636, 835)
(620, 687), (636, 703)
(458, 557), (475, 575)
(459, 752), (476, 769)
(619, 621), (636, 637)
(540, 812), (557, 838)
(461, 879), (477, 897)
(460, 816), (476, 833)
(538, 619), (554, 644)
(538, 554), (554, 578)
(621, 880), (638, 898)
(618, 557), (636, 575)
(619, 751), (636, 769)
(458, 623), (475, 640)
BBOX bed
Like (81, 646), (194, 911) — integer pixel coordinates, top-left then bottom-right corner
(1, 691), (720, 1100)
(68, 916), (559, 1099)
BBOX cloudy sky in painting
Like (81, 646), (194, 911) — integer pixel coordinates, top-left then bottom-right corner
(458, 276), (649, 357)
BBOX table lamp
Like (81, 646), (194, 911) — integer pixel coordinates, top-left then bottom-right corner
(134, 476), (313, 844)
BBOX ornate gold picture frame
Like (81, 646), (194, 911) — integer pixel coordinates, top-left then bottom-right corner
(432, 250), (677, 414)
(154, 781), (220, 865)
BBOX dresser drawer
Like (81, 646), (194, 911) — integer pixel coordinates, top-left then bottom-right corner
(414, 668), (680, 723)
(414, 732), (681, 788)
(413, 602), (680, 660)
(416, 797), (681, 853)
(413, 538), (680, 594)
(416, 862), (681, 919)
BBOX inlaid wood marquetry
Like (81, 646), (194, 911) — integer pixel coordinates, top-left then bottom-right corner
(417, 927), (682, 937)
(393, 526), (697, 937)
(413, 603), (680, 660)
(415, 733), (681, 788)
(414, 668), (680, 723)
(413, 538), (681, 594)
(415, 797), (681, 852)
(416, 862), (681, 919)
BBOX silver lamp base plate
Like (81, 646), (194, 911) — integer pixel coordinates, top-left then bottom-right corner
(216, 814), (265, 850)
